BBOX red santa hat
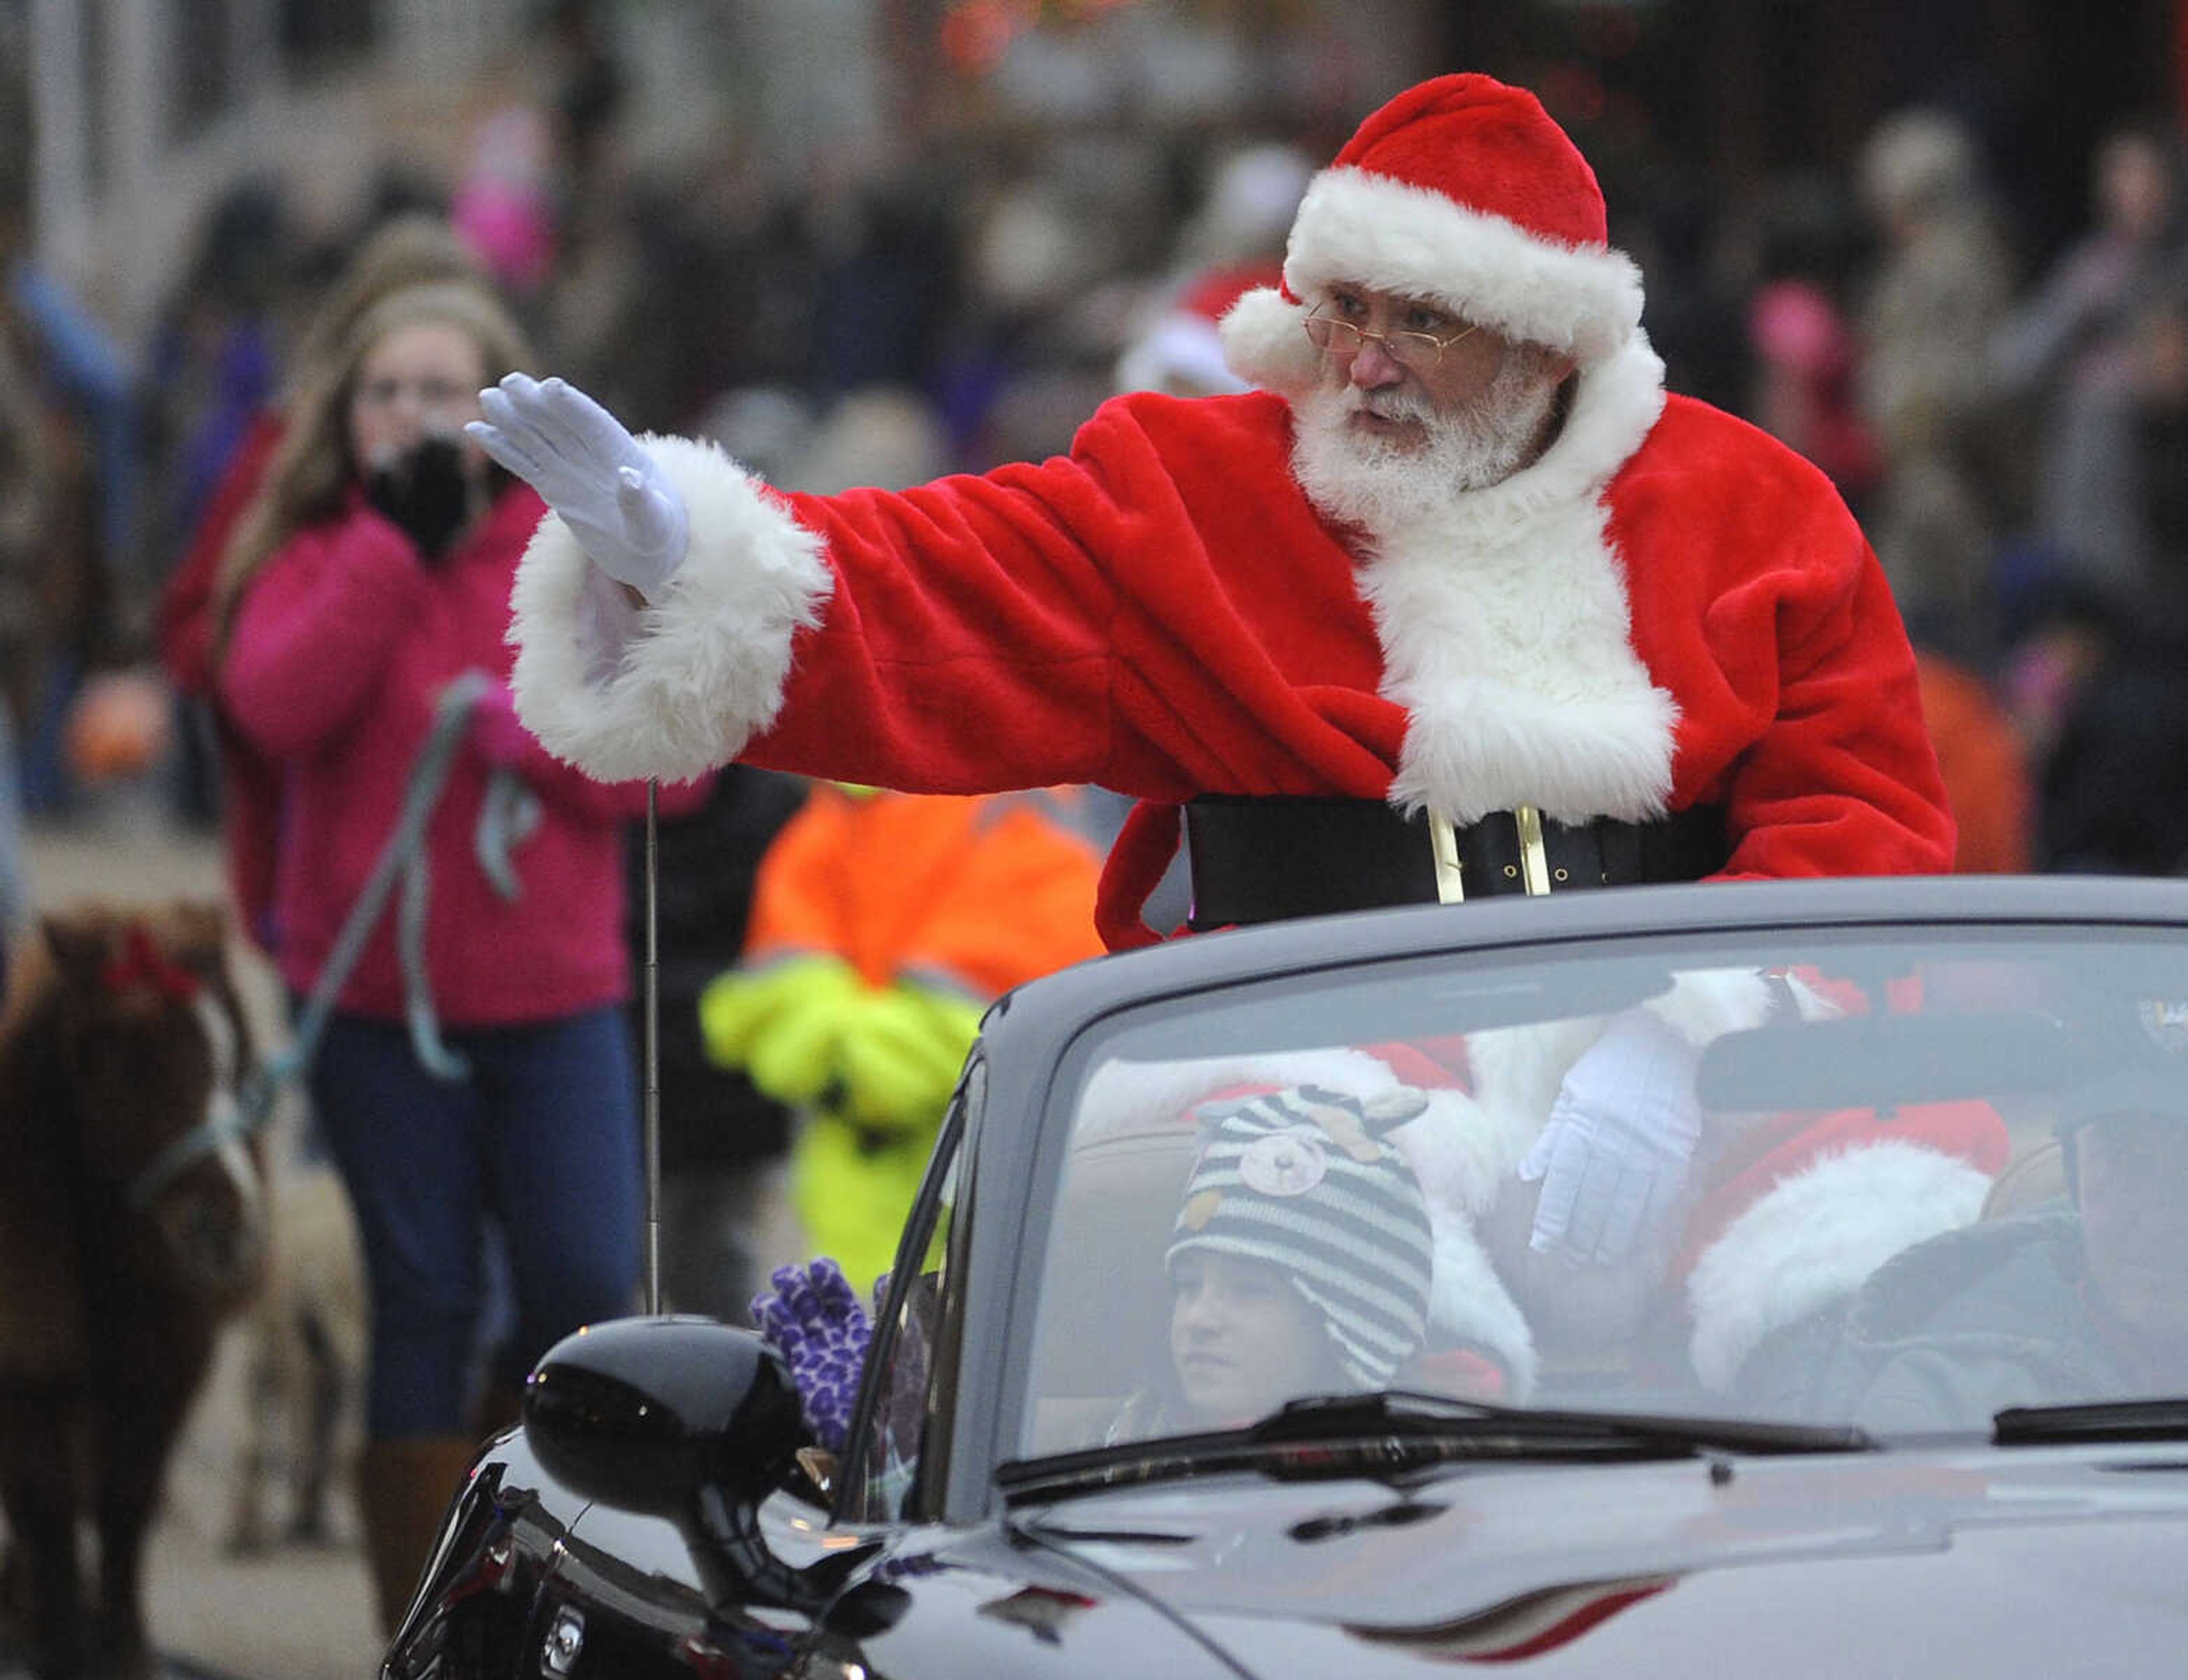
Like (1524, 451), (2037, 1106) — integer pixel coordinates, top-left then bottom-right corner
(1220, 74), (1646, 392)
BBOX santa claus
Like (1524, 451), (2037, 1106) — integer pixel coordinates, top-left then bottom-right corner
(473, 72), (1964, 1278)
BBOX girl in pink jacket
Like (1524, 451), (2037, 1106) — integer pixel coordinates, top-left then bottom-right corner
(215, 270), (683, 1633)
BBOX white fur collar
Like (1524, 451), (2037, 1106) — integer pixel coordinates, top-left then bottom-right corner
(1348, 336), (1675, 825)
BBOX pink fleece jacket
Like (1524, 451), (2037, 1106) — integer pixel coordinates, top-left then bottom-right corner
(220, 480), (698, 1026)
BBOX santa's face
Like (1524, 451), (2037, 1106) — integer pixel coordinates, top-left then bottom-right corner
(1310, 285), (1513, 448)
(1291, 287), (1573, 533)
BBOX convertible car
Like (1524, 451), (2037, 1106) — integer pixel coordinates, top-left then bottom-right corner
(385, 876), (2188, 1679)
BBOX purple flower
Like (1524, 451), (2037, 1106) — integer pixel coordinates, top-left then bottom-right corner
(750, 1259), (873, 1453)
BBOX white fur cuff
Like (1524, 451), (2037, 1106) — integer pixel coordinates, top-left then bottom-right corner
(507, 433), (834, 784)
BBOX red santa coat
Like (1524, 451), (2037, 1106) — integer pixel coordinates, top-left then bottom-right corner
(508, 333), (1952, 953)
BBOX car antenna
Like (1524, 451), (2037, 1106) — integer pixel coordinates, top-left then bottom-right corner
(643, 777), (662, 1314)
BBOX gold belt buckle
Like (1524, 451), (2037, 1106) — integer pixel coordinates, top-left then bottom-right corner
(1514, 803), (1552, 896)
(1430, 805), (1552, 901)
(1428, 810), (1464, 903)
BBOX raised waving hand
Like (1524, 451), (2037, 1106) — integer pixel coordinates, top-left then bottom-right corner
(468, 373), (688, 597)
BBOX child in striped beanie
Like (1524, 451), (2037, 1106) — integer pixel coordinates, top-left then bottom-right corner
(1162, 1083), (1438, 1427)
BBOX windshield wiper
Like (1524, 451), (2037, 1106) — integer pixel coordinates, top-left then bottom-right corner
(997, 1389), (1872, 1505)
(1993, 1398), (2188, 1446)
(1254, 1390), (1875, 1457)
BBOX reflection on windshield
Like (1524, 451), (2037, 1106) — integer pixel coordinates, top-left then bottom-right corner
(1020, 932), (2188, 1456)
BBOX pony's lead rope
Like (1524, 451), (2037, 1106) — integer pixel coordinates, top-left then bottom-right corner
(643, 777), (662, 1315)
(236, 673), (492, 1137)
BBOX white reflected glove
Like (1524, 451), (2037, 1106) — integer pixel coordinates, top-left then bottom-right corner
(467, 373), (688, 598)
(1517, 1009), (1703, 1265)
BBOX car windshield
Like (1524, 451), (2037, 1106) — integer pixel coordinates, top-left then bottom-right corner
(1016, 924), (2188, 1460)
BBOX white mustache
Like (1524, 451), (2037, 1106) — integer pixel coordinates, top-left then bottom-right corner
(1345, 389), (1438, 426)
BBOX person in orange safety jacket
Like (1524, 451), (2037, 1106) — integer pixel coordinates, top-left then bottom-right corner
(699, 784), (1107, 1294)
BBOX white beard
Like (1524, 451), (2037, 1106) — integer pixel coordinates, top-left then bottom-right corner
(1290, 354), (1564, 539)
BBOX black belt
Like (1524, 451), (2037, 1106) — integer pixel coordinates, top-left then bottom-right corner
(1182, 796), (1727, 930)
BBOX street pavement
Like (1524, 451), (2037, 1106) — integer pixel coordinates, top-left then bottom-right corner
(11, 793), (383, 1680)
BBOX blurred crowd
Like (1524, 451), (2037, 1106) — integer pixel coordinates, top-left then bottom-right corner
(10, 32), (2188, 1116)
(1673, 103), (2188, 880)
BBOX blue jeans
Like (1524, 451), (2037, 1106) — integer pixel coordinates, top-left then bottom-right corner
(308, 1006), (643, 1440)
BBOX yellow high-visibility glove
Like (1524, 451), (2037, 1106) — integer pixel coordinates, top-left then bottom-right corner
(697, 955), (864, 1104)
(833, 985), (985, 1131)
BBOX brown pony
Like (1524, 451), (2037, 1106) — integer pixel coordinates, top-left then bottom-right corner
(0, 900), (270, 1680)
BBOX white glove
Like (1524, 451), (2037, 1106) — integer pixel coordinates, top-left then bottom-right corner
(1517, 1009), (1703, 1265)
(467, 373), (688, 598)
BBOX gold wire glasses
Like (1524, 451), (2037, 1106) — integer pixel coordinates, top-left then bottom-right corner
(1303, 308), (1479, 371)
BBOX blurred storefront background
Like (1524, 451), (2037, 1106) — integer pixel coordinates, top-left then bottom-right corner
(15, 2), (2181, 340)
(11, 0), (2188, 874)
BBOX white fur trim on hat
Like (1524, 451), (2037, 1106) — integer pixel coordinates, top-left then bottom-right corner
(1220, 166), (1645, 392)
(507, 433), (833, 784)
(1290, 166), (1647, 362)
(1218, 284), (1322, 394)
(1685, 1141), (1994, 1391)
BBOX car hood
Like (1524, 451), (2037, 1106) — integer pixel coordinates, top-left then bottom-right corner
(1013, 1442), (2188, 1675)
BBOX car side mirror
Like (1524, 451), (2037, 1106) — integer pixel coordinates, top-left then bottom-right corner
(524, 1315), (824, 1606)
(524, 1315), (809, 1512)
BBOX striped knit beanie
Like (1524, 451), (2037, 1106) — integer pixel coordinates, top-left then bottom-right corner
(1167, 1084), (1436, 1388)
